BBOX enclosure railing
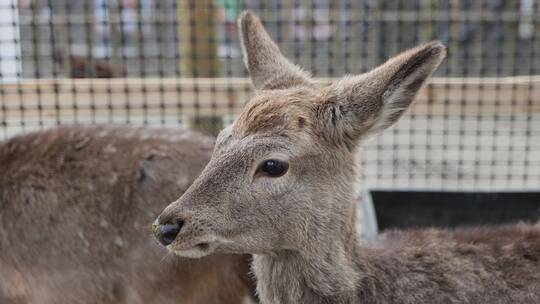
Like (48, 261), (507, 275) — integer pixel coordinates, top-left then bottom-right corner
(1, 0), (539, 193)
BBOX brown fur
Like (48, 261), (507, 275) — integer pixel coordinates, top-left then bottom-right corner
(357, 225), (540, 303)
(235, 89), (317, 135)
(0, 125), (254, 304)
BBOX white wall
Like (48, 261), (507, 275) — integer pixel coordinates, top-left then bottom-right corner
(0, 0), (21, 82)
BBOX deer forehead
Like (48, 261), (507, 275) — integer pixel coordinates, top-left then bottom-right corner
(233, 88), (322, 137)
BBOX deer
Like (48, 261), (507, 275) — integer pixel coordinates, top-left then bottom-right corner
(0, 125), (255, 304)
(153, 10), (540, 304)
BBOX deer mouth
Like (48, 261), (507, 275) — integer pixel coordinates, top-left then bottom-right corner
(169, 238), (219, 258)
(196, 242), (210, 251)
(171, 242), (216, 258)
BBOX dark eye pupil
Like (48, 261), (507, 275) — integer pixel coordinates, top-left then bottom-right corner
(262, 159), (287, 177)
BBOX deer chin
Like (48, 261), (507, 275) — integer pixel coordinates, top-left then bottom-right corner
(168, 236), (219, 258)
(170, 243), (216, 258)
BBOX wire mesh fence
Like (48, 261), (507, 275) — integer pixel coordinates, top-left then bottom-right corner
(0, 0), (539, 192)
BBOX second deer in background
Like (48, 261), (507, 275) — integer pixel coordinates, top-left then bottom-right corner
(0, 125), (255, 304)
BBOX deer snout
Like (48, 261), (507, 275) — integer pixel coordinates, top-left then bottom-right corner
(152, 217), (183, 246)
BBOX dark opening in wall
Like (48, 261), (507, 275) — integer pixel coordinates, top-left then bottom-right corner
(370, 191), (540, 231)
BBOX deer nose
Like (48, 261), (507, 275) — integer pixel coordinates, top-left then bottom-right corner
(152, 219), (183, 246)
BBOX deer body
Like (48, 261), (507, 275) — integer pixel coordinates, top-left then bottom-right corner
(154, 11), (540, 304)
(0, 125), (253, 304)
(253, 226), (540, 303)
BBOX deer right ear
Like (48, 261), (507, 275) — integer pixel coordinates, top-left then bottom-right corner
(238, 11), (312, 90)
(316, 41), (446, 150)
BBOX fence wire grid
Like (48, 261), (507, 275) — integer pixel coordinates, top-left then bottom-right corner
(0, 0), (539, 192)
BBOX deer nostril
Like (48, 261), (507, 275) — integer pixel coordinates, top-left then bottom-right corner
(153, 219), (183, 246)
(160, 223), (181, 245)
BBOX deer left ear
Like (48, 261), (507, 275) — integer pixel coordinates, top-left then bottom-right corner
(238, 10), (312, 90)
(316, 41), (446, 149)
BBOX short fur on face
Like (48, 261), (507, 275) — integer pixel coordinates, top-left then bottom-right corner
(157, 10), (445, 259)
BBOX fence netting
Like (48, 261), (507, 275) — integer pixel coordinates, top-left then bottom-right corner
(0, 0), (539, 191)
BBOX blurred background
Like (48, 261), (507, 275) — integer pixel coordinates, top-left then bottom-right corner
(0, 0), (539, 232)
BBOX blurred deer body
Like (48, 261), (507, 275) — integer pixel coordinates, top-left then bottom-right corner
(54, 51), (126, 78)
(0, 125), (253, 304)
(154, 11), (540, 304)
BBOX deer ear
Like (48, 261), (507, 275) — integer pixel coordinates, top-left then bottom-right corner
(238, 11), (312, 90)
(317, 41), (446, 149)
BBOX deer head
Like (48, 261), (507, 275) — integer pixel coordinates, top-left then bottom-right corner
(153, 11), (446, 259)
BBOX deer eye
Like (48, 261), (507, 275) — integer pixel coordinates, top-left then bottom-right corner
(257, 159), (289, 177)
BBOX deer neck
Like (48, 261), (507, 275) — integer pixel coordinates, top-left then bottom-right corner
(252, 198), (361, 303)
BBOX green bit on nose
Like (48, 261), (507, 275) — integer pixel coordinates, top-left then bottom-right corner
(151, 223), (160, 235)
